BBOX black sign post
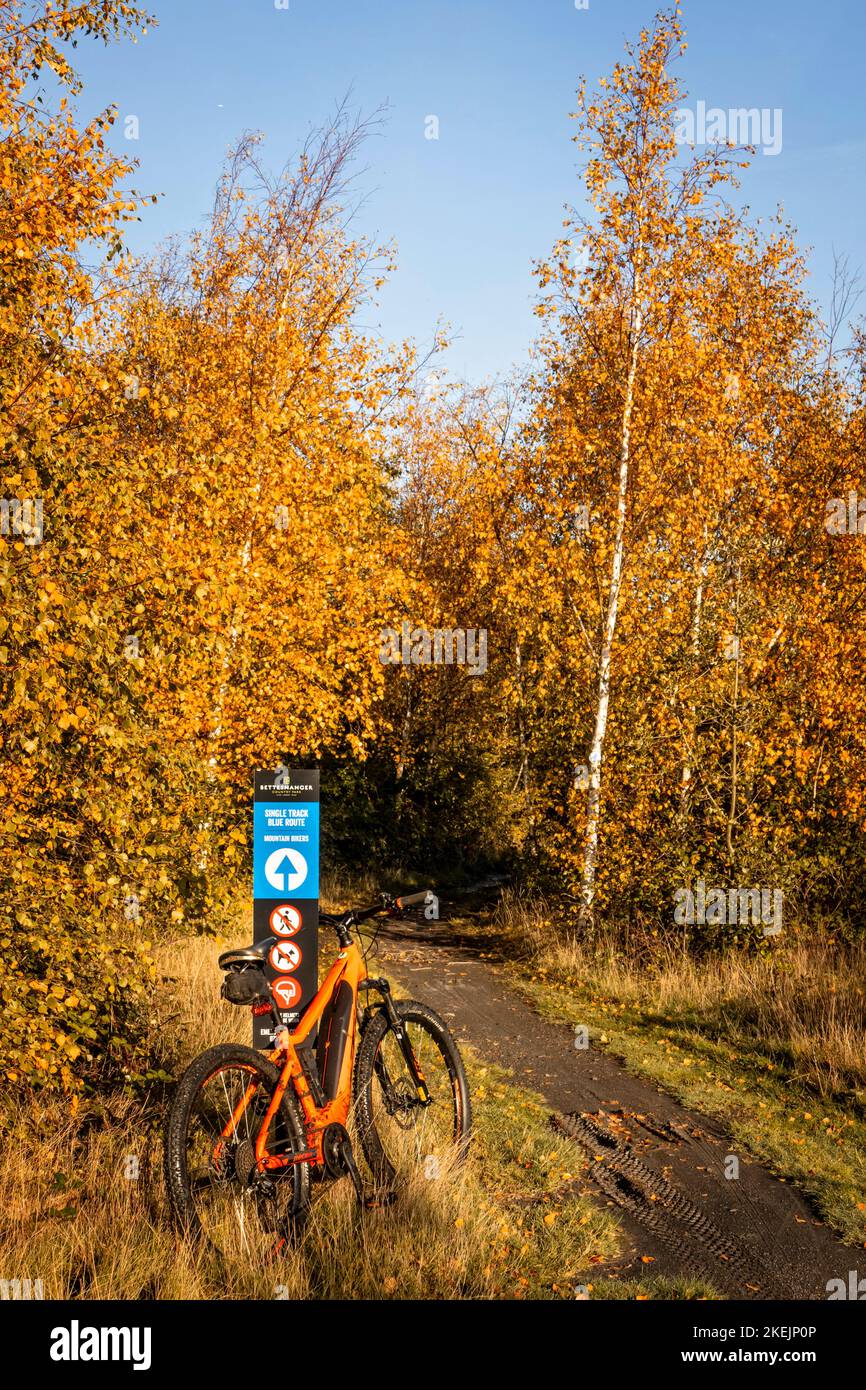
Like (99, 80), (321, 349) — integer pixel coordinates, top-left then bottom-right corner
(252, 769), (319, 1049)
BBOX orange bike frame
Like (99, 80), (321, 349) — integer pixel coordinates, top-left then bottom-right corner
(219, 941), (369, 1174)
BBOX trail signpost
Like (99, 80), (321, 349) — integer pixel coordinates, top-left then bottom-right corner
(252, 768), (319, 1048)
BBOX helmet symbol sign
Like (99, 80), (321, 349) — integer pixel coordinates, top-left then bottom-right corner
(272, 977), (301, 1010)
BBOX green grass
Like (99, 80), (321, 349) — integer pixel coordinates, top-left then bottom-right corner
(392, 887), (866, 1249)
(471, 908), (866, 1249)
(514, 970), (866, 1243)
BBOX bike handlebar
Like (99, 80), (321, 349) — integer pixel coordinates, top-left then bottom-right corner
(394, 890), (432, 908)
(319, 889), (435, 938)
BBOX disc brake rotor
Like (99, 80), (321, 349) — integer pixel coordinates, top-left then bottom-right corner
(388, 1078), (420, 1129)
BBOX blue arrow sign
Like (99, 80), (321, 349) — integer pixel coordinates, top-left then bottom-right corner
(253, 795), (319, 898)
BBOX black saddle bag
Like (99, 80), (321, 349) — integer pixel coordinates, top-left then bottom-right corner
(221, 967), (269, 1006)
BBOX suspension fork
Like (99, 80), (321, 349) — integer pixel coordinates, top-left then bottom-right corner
(367, 979), (430, 1105)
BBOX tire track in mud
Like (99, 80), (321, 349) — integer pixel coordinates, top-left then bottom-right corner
(553, 1111), (789, 1297)
(374, 922), (856, 1299)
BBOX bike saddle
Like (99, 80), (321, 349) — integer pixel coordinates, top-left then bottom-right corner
(218, 937), (274, 970)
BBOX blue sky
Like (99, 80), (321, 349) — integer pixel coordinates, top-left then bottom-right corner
(70, 0), (866, 382)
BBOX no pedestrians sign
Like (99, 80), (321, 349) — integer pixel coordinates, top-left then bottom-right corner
(252, 768), (319, 1047)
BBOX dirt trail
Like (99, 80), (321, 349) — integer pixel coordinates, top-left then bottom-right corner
(374, 921), (854, 1300)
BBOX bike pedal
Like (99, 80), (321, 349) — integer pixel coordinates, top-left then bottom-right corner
(363, 1191), (396, 1211)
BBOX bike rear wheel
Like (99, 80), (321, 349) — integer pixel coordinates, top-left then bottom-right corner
(164, 1043), (310, 1256)
(354, 999), (471, 1188)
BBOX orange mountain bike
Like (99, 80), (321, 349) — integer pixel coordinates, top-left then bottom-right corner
(164, 891), (471, 1253)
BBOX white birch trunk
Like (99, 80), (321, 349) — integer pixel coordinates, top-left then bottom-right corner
(578, 296), (642, 927)
(680, 530), (709, 812)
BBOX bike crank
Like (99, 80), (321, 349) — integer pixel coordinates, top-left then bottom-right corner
(321, 1123), (395, 1210)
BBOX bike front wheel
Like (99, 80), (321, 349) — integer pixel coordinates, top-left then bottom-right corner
(354, 999), (471, 1189)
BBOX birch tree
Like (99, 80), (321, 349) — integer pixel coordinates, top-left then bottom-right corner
(532, 9), (813, 926)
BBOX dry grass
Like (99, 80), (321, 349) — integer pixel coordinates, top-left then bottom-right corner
(499, 893), (866, 1103)
(492, 891), (866, 1242)
(0, 930), (622, 1300)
